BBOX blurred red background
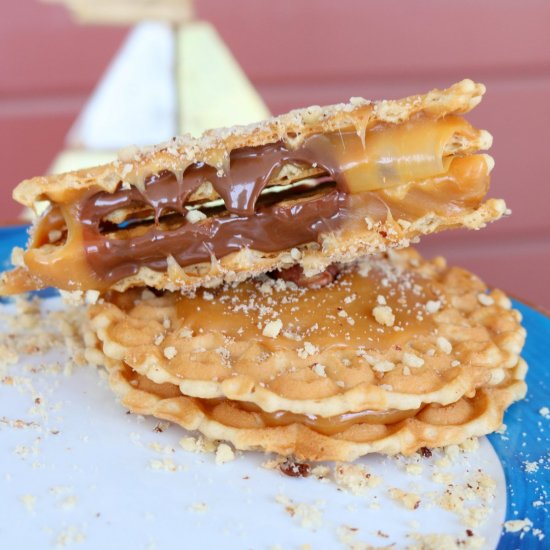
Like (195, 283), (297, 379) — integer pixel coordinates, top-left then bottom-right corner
(1, 0), (549, 307)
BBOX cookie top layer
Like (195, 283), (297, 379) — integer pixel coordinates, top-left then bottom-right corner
(88, 249), (525, 416)
(16, 79), (486, 207)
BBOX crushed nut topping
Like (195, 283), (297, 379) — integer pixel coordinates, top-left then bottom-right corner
(262, 319), (283, 338)
(163, 346), (177, 360)
(279, 459), (311, 478)
(372, 305), (395, 327)
(436, 336), (453, 354)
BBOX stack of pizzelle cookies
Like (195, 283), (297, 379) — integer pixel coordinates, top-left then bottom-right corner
(1, 80), (527, 461)
(84, 248), (526, 461)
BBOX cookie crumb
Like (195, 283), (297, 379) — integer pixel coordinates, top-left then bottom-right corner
(503, 518), (532, 533)
(425, 300), (441, 313)
(312, 363), (327, 377)
(55, 525), (86, 548)
(275, 494), (324, 530)
(215, 443), (235, 465)
(477, 293), (494, 306)
(179, 435), (217, 454)
(523, 461), (539, 474)
(388, 487), (421, 510)
(298, 341), (319, 358)
(334, 463), (381, 494)
(153, 334), (165, 346)
(372, 305), (395, 327)
(163, 346), (177, 360)
(263, 319), (282, 338)
(403, 352), (424, 368)
(372, 360), (395, 373)
(436, 336), (453, 354)
(405, 464), (423, 476)
(189, 502), (208, 513)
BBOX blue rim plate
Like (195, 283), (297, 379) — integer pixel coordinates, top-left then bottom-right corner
(1, 225), (548, 547)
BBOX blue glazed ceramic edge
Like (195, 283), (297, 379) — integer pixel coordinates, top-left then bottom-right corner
(491, 301), (549, 549)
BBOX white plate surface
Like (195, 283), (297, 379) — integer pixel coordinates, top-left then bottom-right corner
(0, 298), (507, 549)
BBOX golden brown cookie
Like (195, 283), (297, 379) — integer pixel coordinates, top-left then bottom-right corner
(87, 249), (525, 416)
(102, 355), (527, 461)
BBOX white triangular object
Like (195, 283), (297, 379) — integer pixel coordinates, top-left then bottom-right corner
(67, 22), (177, 149)
(52, 20), (271, 178)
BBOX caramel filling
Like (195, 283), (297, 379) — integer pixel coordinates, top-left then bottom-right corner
(14, 114), (489, 293)
(202, 398), (422, 436)
(128, 366), (421, 436)
(110, 261), (441, 435)
(169, 264), (438, 351)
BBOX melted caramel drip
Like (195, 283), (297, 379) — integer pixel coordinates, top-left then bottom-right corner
(203, 398), (421, 436)
(173, 262), (437, 352)
(126, 365), (421, 436)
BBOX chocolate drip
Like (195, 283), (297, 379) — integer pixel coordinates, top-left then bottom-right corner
(81, 189), (348, 283)
(139, 135), (348, 218)
(78, 132), (362, 283)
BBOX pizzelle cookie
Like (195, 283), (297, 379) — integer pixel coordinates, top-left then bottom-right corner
(87, 249), (526, 417)
(100, 354), (527, 461)
(1, 79), (504, 296)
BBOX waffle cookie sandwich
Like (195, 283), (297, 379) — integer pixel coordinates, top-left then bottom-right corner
(0, 80), (527, 461)
(2, 79), (503, 296)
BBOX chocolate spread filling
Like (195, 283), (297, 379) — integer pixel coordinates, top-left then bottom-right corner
(77, 131), (365, 283)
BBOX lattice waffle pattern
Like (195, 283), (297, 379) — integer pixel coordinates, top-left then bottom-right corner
(88, 249), (526, 417)
(100, 355), (526, 461)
